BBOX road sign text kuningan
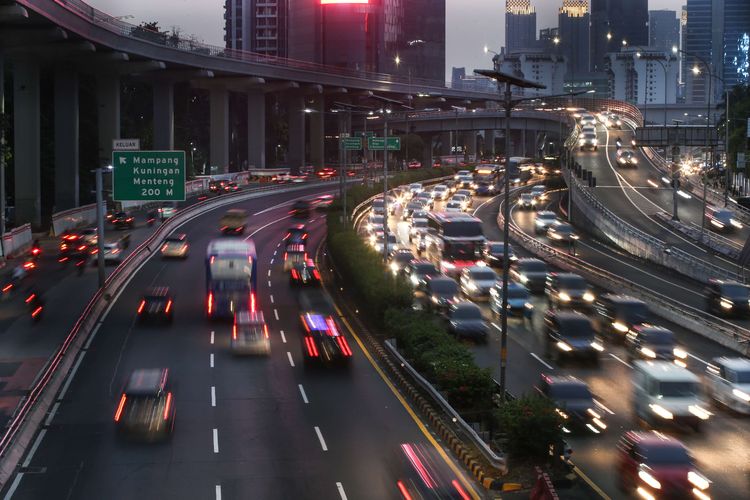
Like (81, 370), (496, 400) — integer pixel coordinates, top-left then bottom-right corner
(367, 136), (401, 151)
(340, 137), (363, 150)
(113, 151), (186, 201)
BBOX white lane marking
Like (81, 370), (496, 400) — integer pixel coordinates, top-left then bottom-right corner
(213, 428), (220, 453)
(336, 482), (348, 500)
(215, 485), (222, 500)
(274, 309), (280, 320)
(267, 270), (272, 277)
(210, 330), (215, 345)
(3, 473), (23, 500)
(277, 242), (281, 248)
(610, 353), (632, 368)
(531, 353), (554, 370)
(287, 352), (295, 367)
(83, 321), (102, 349)
(45, 402), (60, 426)
(246, 214), (293, 240)
(314, 426), (328, 451)
(58, 351), (86, 400)
(253, 199), (294, 216)
(211, 386), (216, 407)
(270, 258), (274, 265)
(298, 384), (309, 404)
(688, 352), (710, 365)
(280, 329), (287, 343)
(273, 250), (278, 256)
(21, 429), (47, 468)
(268, 280), (272, 287)
(210, 353), (215, 368)
(270, 295), (275, 304)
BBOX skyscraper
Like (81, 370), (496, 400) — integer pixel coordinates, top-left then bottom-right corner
(680, 6), (688, 86)
(590, 0), (648, 71)
(558, 0), (590, 77)
(505, 0), (536, 53)
(649, 10), (680, 52)
(224, 0), (288, 57)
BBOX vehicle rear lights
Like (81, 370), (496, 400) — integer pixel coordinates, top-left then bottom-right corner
(313, 269), (321, 280)
(137, 300), (146, 314)
(263, 324), (269, 339)
(31, 306), (43, 318)
(250, 293), (256, 312)
(161, 244), (169, 252)
(232, 324), (237, 340)
(2, 284), (13, 293)
(114, 394), (127, 422)
(291, 269), (299, 280)
(163, 392), (172, 420)
(336, 337), (353, 357)
(305, 337), (319, 357)
(452, 480), (470, 500)
(396, 481), (412, 500)
(165, 300), (173, 313)
(25, 293), (36, 304)
(207, 293), (213, 315)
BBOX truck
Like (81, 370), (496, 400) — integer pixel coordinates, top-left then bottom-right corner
(205, 239), (257, 320)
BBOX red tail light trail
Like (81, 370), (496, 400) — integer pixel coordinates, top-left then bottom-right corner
(163, 392), (172, 420)
(114, 394), (127, 422)
(137, 300), (146, 314)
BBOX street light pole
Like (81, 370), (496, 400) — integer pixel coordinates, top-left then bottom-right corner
(382, 111), (390, 262)
(94, 168), (107, 288)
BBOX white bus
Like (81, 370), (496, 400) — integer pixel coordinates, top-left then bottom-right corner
(423, 212), (485, 276)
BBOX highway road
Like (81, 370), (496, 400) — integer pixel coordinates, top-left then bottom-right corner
(4, 186), (479, 500)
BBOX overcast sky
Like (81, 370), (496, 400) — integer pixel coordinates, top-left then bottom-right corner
(89, 0), (685, 81)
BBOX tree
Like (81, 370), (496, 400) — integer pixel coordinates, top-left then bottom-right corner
(494, 395), (565, 462)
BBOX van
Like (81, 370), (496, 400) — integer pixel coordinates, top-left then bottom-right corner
(632, 360), (711, 431)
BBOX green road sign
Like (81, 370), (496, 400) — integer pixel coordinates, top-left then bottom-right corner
(367, 136), (401, 151)
(112, 150), (186, 201)
(340, 137), (363, 150)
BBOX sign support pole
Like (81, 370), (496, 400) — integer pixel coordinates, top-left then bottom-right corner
(95, 167), (106, 288)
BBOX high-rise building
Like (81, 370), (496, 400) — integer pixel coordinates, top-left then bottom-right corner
(607, 48), (679, 109)
(538, 27), (560, 52)
(496, 51), (566, 96)
(684, 0), (750, 104)
(451, 67), (466, 89)
(590, 0), (648, 71)
(680, 6), (688, 86)
(224, 0), (289, 57)
(285, 0), (445, 82)
(649, 10), (680, 52)
(558, 0), (590, 77)
(505, 0), (537, 53)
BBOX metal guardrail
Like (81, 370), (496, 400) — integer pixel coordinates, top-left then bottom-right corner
(0, 180), (336, 488)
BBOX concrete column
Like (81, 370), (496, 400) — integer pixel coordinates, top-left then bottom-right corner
(421, 134), (433, 168)
(287, 93), (305, 173)
(209, 87), (229, 173)
(97, 75), (120, 168)
(247, 90), (265, 169)
(484, 129), (495, 157)
(309, 97), (324, 168)
(463, 131), (477, 160)
(13, 61), (41, 227)
(54, 68), (79, 211)
(153, 81), (174, 150)
(439, 132), (452, 156)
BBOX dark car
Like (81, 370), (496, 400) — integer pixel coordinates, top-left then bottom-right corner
(290, 200), (311, 219)
(511, 258), (548, 294)
(474, 182), (496, 196)
(546, 222), (579, 245)
(300, 312), (352, 366)
(546, 272), (596, 311)
(425, 276), (460, 312)
(285, 224), (309, 244)
(593, 294), (648, 340)
(445, 302), (488, 341)
(616, 150), (638, 167)
(396, 442), (472, 499)
(404, 260), (439, 290)
(705, 279), (750, 318)
(544, 310), (604, 363)
(289, 260), (321, 286)
(482, 241), (518, 268)
(114, 368), (175, 441)
(616, 431), (712, 499)
(137, 287), (174, 324)
(402, 201), (424, 221)
(536, 374), (608, 434)
(111, 211), (135, 229)
(489, 281), (534, 320)
(625, 325), (689, 367)
(390, 249), (416, 275)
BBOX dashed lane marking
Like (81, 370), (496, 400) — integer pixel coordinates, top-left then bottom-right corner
(298, 384), (309, 404)
(274, 309), (279, 320)
(530, 353), (554, 370)
(314, 426), (328, 451)
(280, 330), (287, 343)
(210, 353), (215, 368)
(211, 386), (216, 407)
(213, 428), (219, 453)
(336, 482), (348, 500)
(287, 352), (295, 367)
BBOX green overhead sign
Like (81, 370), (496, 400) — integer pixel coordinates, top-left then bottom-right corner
(113, 150), (186, 201)
(367, 136), (401, 151)
(340, 137), (363, 150)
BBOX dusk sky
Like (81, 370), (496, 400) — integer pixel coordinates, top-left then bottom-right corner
(90, 0), (685, 81)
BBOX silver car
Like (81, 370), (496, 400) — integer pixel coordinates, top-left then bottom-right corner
(459, 266), (498, 301)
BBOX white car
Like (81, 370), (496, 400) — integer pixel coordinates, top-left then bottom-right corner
(579, 132), (598, 151)
(159, 206), (176, 219)
(102, 241), (124, 265)
(409, 218), (430, 242)
(451, 194), (470, 211)
(366, 214), (386, 235)
(454, 170), (471, 180)
(459, 266), (499, 301)
(534, 211), (557, 234)
(408, 183), (424, 197)
(432, 185), (450, 201)
(705, 357), (750, 414)
(445, 201), (463, 213)
(519, 193), (536, 210)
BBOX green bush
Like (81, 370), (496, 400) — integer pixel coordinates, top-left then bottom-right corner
(494, 394), (565, 461)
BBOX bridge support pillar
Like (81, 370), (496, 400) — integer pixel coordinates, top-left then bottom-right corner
(484, 129), (495, 157)
(210, 87), (229, 173)
(247, 90), (265, 169)
(97, 75), (120, 169)
(439, 132), (452, 157)
(287, 94), (305, 173)
(13, 60), (41, 227)
(309, 97), (324, 168)
(153, 81), (174, 151)
(463, 131), (476, 160)
(422, 134), (434, 168)
(54, 67), (79, 211)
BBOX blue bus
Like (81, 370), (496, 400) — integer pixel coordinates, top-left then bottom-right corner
(205, 239), (257, 320)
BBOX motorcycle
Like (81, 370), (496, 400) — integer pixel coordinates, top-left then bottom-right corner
(25, 291), (44, 322)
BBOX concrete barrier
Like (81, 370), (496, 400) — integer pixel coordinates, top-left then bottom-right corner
(1, 224), (33, 258)
(51, 203), (97, 236)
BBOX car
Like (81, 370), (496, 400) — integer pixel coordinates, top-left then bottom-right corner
(530, 185), (546, 203)
(432, 184), (450, 201)
(415, 193), (434, 210)
(580, 125), (596, 135)
(316, 167), (336, 179)
(407, 183), (424, 197)
(371, 232), (398, 254)
(625, 325), (688, 367)
(284, 224), (309, 244)
(454, 170), (471, 180)
(579, 114), (596, 127)
(544, 310), (604, 364)
(704, 279), (750, 318)
(289, 259), (321, 286)
(474, 182), (495, 196)
(534, 211), (558, 234)
(445, 302), (488, 341)
(456, 175), (474, 190)
(300, 312), (353, 365)
(407, 160), (422, 169)
(389, 249), (416, 275)
(579, 132), (598, 151)
(425, 276), (460, 312)
(489, 281), (533, 320)
(607, 114), (623, 129)
(705, 207), (743, 232)
(209, 180), (224, 193)
(396, 443), (472, 499)
(291, 199), (311, 218)
(546, 221), (579, 244)
(454, 188), (472, 200)
(111, 211), (135, 229)
(231, 310), (270, 355)
(114, 368), (175, 441)
(160, 233), (189, 259)
(519, 193), (536, 210)
(459, 265), (498, 301)
(450, 194), (470, 211)
(219, 208), (248, 234)
(404, 260), (439, 290)
(616, 149), (638, 167)
(705, 356), (750, 414)
(546, 272), (595, 310)
(616, 431), (712, 499)
(511, 258), (548, 294)
(444, 201), (463, 212)
(408, 218), (429, 242)
(80, 227), (99, 246)
(481, 241), (517, 268)
(593, 294), (648, 339)
(101, 241), (124, 265)
(402, 201), (424, 221)
(312, 194), (334, 210)
(536, 375), (608, 434)
(284, 244), (307, 271)
(137, 287), (174, 324)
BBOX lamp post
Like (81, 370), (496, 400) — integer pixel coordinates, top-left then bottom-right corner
(92, 165), (113, 288)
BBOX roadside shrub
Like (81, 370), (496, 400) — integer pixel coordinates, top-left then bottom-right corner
(494, 394), (565, 462)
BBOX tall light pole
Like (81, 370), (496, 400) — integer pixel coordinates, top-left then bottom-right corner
(92, 166), (113, 288)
